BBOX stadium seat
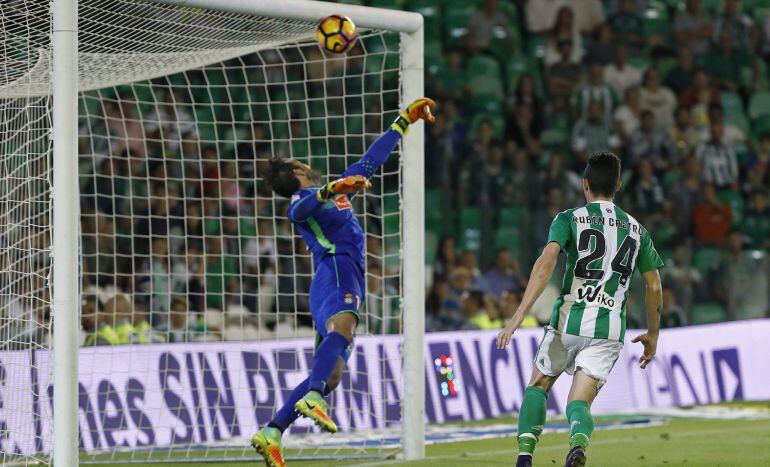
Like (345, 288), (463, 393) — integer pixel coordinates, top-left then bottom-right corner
(498, 206), (523, 228)
(444, 3), (475, 46)
(754, 7), (770, 25)
(720, 91), (744, 117)
(459, 207), (482, 252)
(748, 91), (770, 120)
(655, 57), (679, 78)
(691, 303), (727, 325)
(752, 115), (770, 139)
(465, 55), (504, 106)
(692, 248), (722, 274)
(425, 188), (443, 230)
(494, 227), (521, 255)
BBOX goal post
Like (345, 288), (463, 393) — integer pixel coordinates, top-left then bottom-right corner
(45, 0), (426, 464)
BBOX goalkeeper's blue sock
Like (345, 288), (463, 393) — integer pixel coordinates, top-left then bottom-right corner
(308, 332), (350, 394)
(268, 377), (334, 433)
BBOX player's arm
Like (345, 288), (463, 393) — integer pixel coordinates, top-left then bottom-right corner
(342, 98), (436, 181)
(631, 230), (665, 369)
(496, 242), (560, 350)
(287, 178), (372, 222)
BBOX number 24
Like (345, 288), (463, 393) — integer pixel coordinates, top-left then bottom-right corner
(574, 229), (636, 286)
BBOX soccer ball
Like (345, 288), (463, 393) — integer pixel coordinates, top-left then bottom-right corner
(316, 14), (358, 54)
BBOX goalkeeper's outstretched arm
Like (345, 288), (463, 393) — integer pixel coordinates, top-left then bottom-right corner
(343, 97), (436, 180)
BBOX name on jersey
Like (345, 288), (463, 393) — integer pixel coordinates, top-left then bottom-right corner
(571, 215), (644, 235)
(575, 284), (616, 307)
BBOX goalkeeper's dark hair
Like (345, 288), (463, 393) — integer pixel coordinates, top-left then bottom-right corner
(584, 151), (621, 198)
(265, 158), (300, 198)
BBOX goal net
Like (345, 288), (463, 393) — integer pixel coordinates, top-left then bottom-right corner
(0, 0), (424, 464)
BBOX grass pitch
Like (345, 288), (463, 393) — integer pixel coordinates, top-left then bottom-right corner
(88, 412), (770, 467)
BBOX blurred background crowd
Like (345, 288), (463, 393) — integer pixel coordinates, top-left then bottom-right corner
(12, 0), (768, 348)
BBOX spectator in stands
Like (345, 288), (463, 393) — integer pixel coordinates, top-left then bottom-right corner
(614, 86), (642, 139)
(741, 191), (770, 249)
(716, 230), (756, 320)
(544, 6), (583, 66)
(137, 236), (171, 315)
(500, 288), (539, 327)
(425, 276), (451, 332)
(696, 121), (739, 189)
(466, 0), (510, 53)
(627, 110), (677, 170)
(670, 106), (701, 158)
(664, 46), (696, 95)
(481, 141), (515, 209)
(572, 0), (605, 36)
(461, 290), (501, 330)
(604, 45), (642, 97)
(674, 0), (713, 57)
(145, 90), (197, 154)
(82, 294), (120, 346)
(745, 133), (770, 191)
(434, 235), (457, 280)
(639, 68), (677, 129)
(704, 32), (751, 92)
(509, 146), (541, 209)
(692, 183), (732, 247)
(713, 0), (756, 51)
(661, 286), (687, 328)
(366, 264), (399, 334)
(546, 40), (583, 114)
(507, 74), (545, 143)
(205, 236), (237, 310)
(538, 153), (582, 207)
(571, 61), (618, 123)
(608, 0), (645, 53)
(525, 0), (568, 35)
(443, 266), (474, 329)
(761, 9), (770, 60)
(697, 104), (746, 146)
(107, 96), (148, 158)
(507, 102), (543, 155)
(631, 159), (666, 216)
(679, 68), (721, 129)
(584, 23), (614, 66)
(480, 248), (524, 296)
(457, 250), (482, 280)
(533, 187), (567, 246)
(669, 155), (704, 231)
(571, 100), (621, 167)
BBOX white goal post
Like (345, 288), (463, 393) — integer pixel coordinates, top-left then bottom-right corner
(47, 0), (426, 464)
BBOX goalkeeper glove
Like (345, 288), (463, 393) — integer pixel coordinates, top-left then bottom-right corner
(390, 97), (436, 135)
(317, 175), (372, 201)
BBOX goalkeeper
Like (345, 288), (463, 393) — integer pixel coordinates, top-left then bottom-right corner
(252, 98), (436, 467)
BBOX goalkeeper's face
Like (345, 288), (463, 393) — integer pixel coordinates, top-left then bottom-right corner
(291, 160), (322, 187)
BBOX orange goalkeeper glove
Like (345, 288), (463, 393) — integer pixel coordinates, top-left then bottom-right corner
(390, 97), (436, 135)
(317, 175), (372, 201)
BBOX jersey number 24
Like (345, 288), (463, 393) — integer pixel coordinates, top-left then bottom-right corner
(574, 228), (636, 286)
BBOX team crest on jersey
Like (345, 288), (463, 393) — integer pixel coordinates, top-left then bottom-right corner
(344, 293), (354, 305)
(332, 194), (353, 211)
(575, 284), (616, 307)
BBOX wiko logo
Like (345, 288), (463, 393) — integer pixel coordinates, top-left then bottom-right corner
(575, 284), (616, 307)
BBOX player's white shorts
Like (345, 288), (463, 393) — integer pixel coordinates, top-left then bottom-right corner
(534, 326), (623, 389)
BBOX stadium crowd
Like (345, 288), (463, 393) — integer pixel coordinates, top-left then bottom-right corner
(35, 0), (768, 348)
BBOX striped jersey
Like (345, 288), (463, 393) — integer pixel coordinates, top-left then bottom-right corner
(547, 201), (663, 342)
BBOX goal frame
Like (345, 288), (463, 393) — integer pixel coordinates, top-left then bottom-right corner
(50, 0), (425, 463)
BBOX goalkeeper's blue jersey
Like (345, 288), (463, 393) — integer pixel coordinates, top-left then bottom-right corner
(287, 129), (401, 271)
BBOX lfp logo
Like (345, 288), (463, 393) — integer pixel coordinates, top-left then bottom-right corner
(434, 354), (461, 397)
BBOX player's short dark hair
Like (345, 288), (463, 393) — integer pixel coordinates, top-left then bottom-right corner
(265, 158), (300, 198)
(584, 152), (621, 197)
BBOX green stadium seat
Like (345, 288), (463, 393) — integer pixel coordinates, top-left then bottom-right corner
(459, 207), (482, 252)
(721, 91), (744, 116)
(444, 3), (475, 45)
(655, 57), (679, 78)
(425, 188), (443, 231)
(754, 7), (770, 25)
(691, 303), (727, 325)
(748, 91), (770, 120)
(494, 227), (521, 254)
(539, 128), (569, 150)
(692, 248), (722, 274)
(726, 110), (750, 135)
(498, 206), (523, 229)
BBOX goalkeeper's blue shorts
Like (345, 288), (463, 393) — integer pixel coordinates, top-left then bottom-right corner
(309, 253), (364, 360)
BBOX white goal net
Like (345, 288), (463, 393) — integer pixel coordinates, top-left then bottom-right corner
(0, 0), (423, 464)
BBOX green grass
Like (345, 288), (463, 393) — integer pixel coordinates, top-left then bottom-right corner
(84, 416), (770, 467)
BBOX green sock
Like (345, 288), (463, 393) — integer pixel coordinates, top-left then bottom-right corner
(517, 386), (547, 456)
(566, 400), (594, 450)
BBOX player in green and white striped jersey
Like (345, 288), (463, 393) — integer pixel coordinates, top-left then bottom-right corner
(497, 152), (664, 467)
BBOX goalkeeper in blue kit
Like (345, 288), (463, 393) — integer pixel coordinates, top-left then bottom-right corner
(252, 98), (436, 467)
